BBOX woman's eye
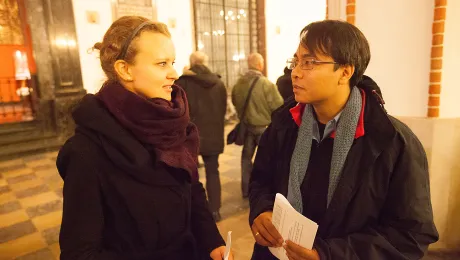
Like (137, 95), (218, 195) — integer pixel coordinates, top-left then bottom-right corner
(158, 62), (167, 66)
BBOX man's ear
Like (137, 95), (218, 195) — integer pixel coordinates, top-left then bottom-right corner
(114, 60), (134, 82)
(338, 64), (355, 85)
(259, 60), (265, 72)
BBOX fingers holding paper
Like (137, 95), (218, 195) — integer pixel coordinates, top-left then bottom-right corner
(210, 246), (234, 260)
(284, 240), (320, 260)
(252, 223), (276, 247)
(251, 211), (284, 247)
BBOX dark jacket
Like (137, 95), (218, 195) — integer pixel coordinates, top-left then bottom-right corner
(249, 76), (439, 259)
(175, 65), (227, 155)
(56, 95), (224, 260)
(276, 67), (293, 100)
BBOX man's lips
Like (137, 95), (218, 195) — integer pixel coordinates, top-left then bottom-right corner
(293, 84), (303, 90)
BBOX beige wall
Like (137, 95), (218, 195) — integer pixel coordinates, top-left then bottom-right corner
(264, 0), (326, 83)
(355, 0), (434, 117)
(71, 0), (194, 94)
(72, 0), (113, 94)
(440, 0), (460, 118)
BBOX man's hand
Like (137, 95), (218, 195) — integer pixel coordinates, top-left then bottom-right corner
(284, 240), (320, 260)
(251, 211), (283, 247)
(210, 246), (233, 260)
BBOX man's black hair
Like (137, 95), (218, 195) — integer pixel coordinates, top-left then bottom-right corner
(300, 20), (371, 87)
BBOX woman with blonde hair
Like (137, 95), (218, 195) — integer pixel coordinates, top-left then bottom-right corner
(57, 16), (232, 260)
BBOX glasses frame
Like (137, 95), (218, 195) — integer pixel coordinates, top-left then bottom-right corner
(286, 57), (338, 70)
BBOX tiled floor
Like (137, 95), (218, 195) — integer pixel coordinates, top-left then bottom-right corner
(0, 152), (62, 260)
(0, 126), (458, 259)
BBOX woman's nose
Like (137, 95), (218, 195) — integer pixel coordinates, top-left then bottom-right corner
(168, 67), (179, 80)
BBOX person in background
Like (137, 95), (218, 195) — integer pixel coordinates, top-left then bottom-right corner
(232, 53), (283, 199)
(276, 66), (293, 100)
(249, 20), (438, 260)
(175, 51), (227, 222)
(57, 16), (232, 260)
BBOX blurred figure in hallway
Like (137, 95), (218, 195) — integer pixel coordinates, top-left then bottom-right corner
(276, 66), (293, 100)
(175, 51), (227, 222)
(232, 53), (283, 198)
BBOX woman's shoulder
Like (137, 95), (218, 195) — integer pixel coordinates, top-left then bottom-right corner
(56, 132), (104, 179)
(63, 127), (104, 155)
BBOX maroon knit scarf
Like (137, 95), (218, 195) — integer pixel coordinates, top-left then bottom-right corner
(96, 81), (199, 180)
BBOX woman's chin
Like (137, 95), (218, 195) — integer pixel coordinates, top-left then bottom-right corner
(144, 92), (172, 101)
(163, 93), (172, 101)
(162, 89), (173, 101)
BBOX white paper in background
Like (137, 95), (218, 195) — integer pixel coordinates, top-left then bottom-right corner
(269, 193), (319, 260)
(224, 231), (232, 260)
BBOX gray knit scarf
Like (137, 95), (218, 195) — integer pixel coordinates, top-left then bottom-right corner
(287, 86), (362, 213)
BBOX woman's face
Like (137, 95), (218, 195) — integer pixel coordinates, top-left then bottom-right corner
(126, 32), (179, 101)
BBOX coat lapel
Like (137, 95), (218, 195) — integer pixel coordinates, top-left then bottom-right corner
(318, 94), (396, 236)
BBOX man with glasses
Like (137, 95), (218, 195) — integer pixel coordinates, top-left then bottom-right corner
(249, 20), (438, 260)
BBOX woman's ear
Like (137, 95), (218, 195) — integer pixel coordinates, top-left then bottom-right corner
(114, 60), (134, 82)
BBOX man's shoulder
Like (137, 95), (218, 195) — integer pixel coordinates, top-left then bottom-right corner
(277, 74), (291, 85)
(176, 74), (195, 82)
(257, 75), (274, 85)
(387, 116), (426, 155)
(232, 77), (248, 91)
(175, 75), (191, 86)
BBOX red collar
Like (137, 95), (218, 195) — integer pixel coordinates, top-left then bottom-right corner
(289, 89), (366, 139)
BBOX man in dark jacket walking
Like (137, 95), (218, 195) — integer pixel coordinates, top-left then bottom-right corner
(276, 67), (293, 100)
(249, 20), (438, 260)
(175, 51), (227, 221)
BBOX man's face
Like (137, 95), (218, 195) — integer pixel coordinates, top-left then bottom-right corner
(291, 43), (343, 104)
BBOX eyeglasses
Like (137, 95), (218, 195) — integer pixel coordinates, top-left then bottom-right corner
(286, 57), (338, 70)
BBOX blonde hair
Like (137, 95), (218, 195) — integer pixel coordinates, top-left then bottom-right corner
(93, 16), (171, 82)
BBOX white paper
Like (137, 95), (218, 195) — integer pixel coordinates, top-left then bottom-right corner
(224, 231), (232, 260)
(269, 193), (319, 260)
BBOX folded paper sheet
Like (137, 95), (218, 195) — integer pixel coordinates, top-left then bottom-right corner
(269, 193), (319, 260)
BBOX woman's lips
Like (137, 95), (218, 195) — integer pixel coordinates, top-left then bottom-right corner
(163, 85), (173, 93)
